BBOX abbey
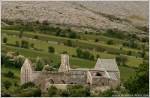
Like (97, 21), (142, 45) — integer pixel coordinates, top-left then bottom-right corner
(21, 54), (120, 91)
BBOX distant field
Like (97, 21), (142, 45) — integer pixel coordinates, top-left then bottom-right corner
(2, 30), (143, 68)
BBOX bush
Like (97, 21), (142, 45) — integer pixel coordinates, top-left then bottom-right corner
(21, 40), (29, 48)
(19, 87), (41, 97)
(3, 80), (12, 90)
(35, 57), (44, 71)
(48, 86), (58, 97)
(101, 89), (114, 97)
(107, 40), (114, 45)
(5, 71), (14, 78)
(48, 46), (55, 53)
(3, 37), (7, 43)
(76, 48), (94, 60)
(67, 85), (88, 97)
(21, 82), (35, 89)
(15, 41), (20, 47)
(68, 32), (77, 39)
(116, 55), (128, 66)
(65, 40), (73, 47)
(95, 38), (99, 42)
(14, 55), (25, 68)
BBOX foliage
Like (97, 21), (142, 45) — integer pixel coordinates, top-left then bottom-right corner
(21, 82), (36, 89)
(124, 62), (149, 96)
(19, 87), (41, 97)
(14, 55), (25, 68)
(19, 29), (24, 38)
(21, 40), (29, 48)
(48, 46), (55, 53)
(3, 80), (12, 90)
(65, 40), (73, 47)
(35, 57), (45, 71)
(107, 40), (114, 45)
(48, 86), (58, 97)
(15, 41), (20, 47)
(3, 37), (8, 43)
(100, 89), (115, 97)
(95, 38), (99, 42)
(76, 48), (94, 60)
(116, 55), (128, 66)
(68, 31), (77, 39)
(4, 70), (14, 78)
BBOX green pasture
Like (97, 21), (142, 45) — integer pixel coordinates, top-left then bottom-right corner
(2, 34), (143, 68)
(2, 45), (136, 82)
(2, 30), (144, 57)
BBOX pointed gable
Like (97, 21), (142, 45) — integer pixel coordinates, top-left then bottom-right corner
(95, 58), (119, 72)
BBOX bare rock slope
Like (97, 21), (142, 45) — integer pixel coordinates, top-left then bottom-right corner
(2, 1), (148, 34)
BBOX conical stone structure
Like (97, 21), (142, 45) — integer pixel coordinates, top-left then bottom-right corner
(21, 58), (33, 85)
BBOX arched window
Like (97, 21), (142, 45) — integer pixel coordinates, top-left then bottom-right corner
(96, 72), (102, 76)
(49, 79), (54, 84)
(61, 80), (65, 84)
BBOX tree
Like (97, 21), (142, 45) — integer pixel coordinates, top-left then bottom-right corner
(107, 40), (114, 45)
(21, 40), (29, 48)
(116, 55), (128, 66)
(76, 48), (83, 58)
(35, 57), (44, 71)
(95, 38), (99, 42)
(30, 43), (34, 48)
(19, 29), (24, 38)
(68, 32), (77, 39)
(15, 41), (20, 47)
(96, 54), (100, 59)
(65, 40), (73, 47)
(124, 62), (149, 96)
(3, 37), (7, 43)
(48, 46), (55, 53)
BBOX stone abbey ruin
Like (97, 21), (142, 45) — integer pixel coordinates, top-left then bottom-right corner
(21, 54), (120, 91)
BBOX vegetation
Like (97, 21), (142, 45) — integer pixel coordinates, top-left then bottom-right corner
(1, 20), (148, 97)
(124, 62), (149, 96)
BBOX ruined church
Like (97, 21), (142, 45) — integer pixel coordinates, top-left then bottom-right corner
(21, 54), (120, 91)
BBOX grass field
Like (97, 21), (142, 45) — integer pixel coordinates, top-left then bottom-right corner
(2, 29), (146, 58)
(2, 33), (143, 68)
(2, 44), (136, 82)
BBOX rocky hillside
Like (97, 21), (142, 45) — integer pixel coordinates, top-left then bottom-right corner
(2, 1), (148, 34)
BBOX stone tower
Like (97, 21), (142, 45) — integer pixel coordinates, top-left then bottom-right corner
(58, 54), (70, 72)
(21, 58), (33, 85)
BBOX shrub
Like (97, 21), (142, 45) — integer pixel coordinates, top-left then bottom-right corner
(15, 41), (20, 47)
(107, 40), (114, 45)
(3, 37), (7, 43)
(35, 57), (44, 71)
(68, 32), (77, 39)
(14, 55), (25, 68)
(95, 38), (99, 42)
(48, 86), (58, 97)
(65, 40), (73, 47)
(19, 87), (41, 97)
(3, 80), (12, 90)
(30, 43), (34, 48)
(5, 71), (14, 78)
(21, 40), (29, 48)
(48, 46), (55, 53)
(21, 82), (35, 89)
